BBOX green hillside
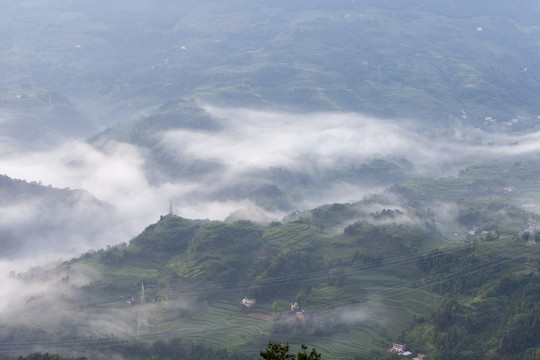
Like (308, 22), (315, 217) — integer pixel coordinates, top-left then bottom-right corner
(3, 170), (540, 359)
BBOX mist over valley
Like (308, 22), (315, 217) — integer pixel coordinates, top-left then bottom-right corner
(2, 1), (540, 359)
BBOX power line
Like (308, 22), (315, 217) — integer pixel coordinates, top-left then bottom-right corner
(0, 243), (535, 354)
(0, 241), (487, 324)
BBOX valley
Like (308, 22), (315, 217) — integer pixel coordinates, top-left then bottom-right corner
(2, 1), (540, 359)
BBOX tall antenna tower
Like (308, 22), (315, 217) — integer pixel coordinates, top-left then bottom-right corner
(137, 282), (149, 335)
(169, 199), (174, 216)
(526, 217), (538, 246)
(528, 231), (536, 246)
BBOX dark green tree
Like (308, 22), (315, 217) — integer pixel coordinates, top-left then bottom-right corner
(297, 344), (321, 360)
(259, 341), (321, 360)
(259, 341), (295, 360)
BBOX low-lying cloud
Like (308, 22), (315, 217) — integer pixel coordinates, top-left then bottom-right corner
(0, 107), (539, 267)
(0, 101), (539, 353)
(161, 108), (423, 172)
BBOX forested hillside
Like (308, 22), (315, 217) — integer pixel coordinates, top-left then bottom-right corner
(2, 172), (540, 358)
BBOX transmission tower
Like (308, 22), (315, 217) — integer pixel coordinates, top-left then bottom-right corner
(169, 199), (174, 216)
(528, 231), (536, 246)
(137, 281), (149, 335)
(526, 217), (538, 246)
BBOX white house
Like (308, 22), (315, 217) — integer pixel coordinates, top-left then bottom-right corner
(242, 298), (256, 308)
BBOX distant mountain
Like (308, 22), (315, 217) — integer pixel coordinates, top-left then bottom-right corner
(0, 174), (113, 258)
(2, 0), (540, 127)
(0, 85), (95, 151)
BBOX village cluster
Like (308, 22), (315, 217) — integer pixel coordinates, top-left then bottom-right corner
(242, 298), (306, 322)
(389, 343), (429, 360)
(455, 108), (525, 129)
